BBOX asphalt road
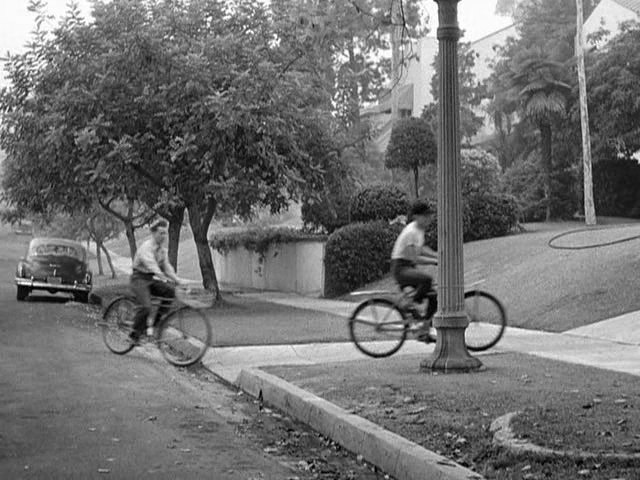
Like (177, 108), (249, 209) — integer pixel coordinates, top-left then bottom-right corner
(0, 226), (323, 479)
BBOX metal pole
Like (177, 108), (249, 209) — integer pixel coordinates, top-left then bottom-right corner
(421, 0), (481, 373)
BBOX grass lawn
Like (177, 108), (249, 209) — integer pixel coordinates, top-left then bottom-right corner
(351, 218), (640, 332)
(265, 352), (640, 480)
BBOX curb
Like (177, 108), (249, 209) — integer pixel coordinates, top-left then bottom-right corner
(237, 367), (484, 480)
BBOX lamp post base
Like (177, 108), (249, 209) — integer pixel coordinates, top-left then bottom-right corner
(420, 327), (483, 373)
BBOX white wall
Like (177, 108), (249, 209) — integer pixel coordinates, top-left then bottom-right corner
(212, 241), (326, 297)
(584, 0), (638, 44)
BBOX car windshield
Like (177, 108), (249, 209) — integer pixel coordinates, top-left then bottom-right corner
(28, 241), (84, 261)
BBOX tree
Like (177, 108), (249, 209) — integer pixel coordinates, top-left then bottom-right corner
(272, 0), (426, 129)
(1, 0), (329, 299)
(587, 21), (640, 160)
(487, 0), (581, 220)
(384, 117), (436, 197)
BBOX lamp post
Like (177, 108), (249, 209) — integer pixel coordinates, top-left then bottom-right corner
(420, 0), (482, 373)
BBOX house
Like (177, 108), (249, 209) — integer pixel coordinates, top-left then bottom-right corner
(362, 0), (640, 155)
(361, 24), (518, 154)
(584, 0), (640, 42)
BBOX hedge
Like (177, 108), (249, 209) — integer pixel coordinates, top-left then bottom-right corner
(210, 226), (326, 259)
(349, 183), (409, 223)
(324, 221), (403, 297)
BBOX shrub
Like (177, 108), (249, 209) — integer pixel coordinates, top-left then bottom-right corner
(461, 148), (502, 195)
(503, 153), (546, 222)
(324, 221), (402, 297)
(349, 183), (409, 223)
(463, 193), (520, 241)
(421, 193), (519, 247)
(593, 158), (640, 217)
(210, 226), (325, 258)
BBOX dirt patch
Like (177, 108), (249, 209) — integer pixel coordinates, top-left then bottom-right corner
(191, 367), (391, 479)
(264, 352), (640, 479)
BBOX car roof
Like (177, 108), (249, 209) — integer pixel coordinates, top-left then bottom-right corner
(29, 237), (86, 250)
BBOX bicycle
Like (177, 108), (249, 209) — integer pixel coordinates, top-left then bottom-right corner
(100, 283), (212, 367)
(348, 282), (506, 358)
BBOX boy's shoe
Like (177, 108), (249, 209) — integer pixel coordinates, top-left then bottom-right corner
(129, 332), (142, 346)
(416, 329), (434, 343)
(416, 321), (434, 343)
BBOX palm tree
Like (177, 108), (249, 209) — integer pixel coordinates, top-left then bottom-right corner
(502, 46), (572, 220)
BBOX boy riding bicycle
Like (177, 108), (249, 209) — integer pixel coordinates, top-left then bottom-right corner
(129, 220), (185, 344)
(391, 201), (438, 337)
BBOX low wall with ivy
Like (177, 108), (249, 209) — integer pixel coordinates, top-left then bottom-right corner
(210, 228), (326, 296)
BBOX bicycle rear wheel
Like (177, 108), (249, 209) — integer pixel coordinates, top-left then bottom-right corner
(349, 298), (408, 358)
(157, 306), (211, 367)
(101, 296), (137, 355)
(464, 290), (506, 351)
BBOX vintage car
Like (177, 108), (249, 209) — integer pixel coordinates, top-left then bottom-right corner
(15, 237), (92, 303)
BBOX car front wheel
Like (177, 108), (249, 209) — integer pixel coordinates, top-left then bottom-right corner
(17, 286), (30, 301)
(73, 291), (89, 303)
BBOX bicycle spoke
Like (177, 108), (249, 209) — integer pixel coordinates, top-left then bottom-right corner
(349, 299), (408, 358)
(157, 306), (211, 367)
(101, 297), (136, 355)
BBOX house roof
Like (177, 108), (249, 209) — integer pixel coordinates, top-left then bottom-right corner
(612, 0), (640, 14)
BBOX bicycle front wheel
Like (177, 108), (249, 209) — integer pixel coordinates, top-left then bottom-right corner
(349, 298), (408, 358)
(101, 296), (137, 355)
(157, 306), (211, 367)
(464, 290), (507, 352)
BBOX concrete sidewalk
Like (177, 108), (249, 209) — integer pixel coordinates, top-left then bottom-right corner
(212, 291), (640, 380)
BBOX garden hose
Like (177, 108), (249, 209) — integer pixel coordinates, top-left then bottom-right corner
(547, 224), (640, 250)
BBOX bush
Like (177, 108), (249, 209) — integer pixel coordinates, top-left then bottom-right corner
(593, 158), (640, 217)
(210, 226), (325, 258)
(349, 184), (409, 223)
(421, 193), (519, 247)
(324, 221), (402, 297)
(463, 193), (520, 241)
(461, 148), (502, 195)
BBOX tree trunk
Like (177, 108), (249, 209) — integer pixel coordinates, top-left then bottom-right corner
(165, 206), (184, 273)
(187, 200), (220, 300)
(540, 122), (553, 221)
(95, 240), (104, 276)
(101, 243), (117, 279)
(124, 221), (137, 260)
(413, 166), (420, 198)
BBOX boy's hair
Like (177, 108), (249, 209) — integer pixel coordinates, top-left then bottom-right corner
(409, 200), (434, 218)
(150, 219), (168, 232)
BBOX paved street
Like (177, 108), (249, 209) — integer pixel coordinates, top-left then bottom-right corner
(0, 226), (379, 480)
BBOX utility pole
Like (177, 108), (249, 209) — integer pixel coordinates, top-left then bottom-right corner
(576, 0), (597, 225)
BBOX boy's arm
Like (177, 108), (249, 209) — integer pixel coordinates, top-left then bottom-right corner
(420, 244), (438, 261)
